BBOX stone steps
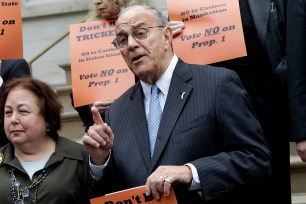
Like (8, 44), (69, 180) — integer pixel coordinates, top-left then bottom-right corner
(54, 85), (74, 112)
(292, 193), (306, 204)
(290, 144), (306, 196)
(53, 84), (85, 142)
(59, 111), (85, 142)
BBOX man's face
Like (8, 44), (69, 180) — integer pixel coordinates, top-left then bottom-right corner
(114, 6), (172, 84)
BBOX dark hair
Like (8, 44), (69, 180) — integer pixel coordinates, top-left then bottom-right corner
(0, 77), (63, 140)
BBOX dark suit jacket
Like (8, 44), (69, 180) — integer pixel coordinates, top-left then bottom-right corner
(287, 0), (306, 141)
(0, 59), (30, 147)
(1, 59), (30, 83)
(97, 60), (272, 204)
(248, 0), (286, 82)
(212, 2), (290, 202)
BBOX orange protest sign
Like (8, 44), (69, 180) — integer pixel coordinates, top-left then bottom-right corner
(90, 186), (177, 204)
(167, 0), (246, 64)
(0, 0), (23, 59)
(70, 20), (135, 107)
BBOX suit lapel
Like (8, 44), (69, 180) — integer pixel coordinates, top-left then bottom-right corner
(247, 0), (270, 47)
(129, 84), (151, 169)
(150, 60), (193, 170)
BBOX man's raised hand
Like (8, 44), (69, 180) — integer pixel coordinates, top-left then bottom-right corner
(82, 106), (114, 165)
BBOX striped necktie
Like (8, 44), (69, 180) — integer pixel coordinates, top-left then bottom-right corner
(148, 84), (162, 157)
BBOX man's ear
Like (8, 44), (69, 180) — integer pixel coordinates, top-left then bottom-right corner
(163, 26), (173, 50)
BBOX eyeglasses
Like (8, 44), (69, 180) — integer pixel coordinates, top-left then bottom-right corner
(111, 26), (164, 49)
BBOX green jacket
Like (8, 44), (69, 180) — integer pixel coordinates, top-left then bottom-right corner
(0, 136), (93, 204)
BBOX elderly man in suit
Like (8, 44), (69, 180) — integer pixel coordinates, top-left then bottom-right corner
(0, 59), (30, 147)
(83, 5), (272, 204)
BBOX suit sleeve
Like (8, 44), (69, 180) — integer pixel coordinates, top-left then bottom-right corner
(191, 70), (272, 201)
(8, 59), (30, 79)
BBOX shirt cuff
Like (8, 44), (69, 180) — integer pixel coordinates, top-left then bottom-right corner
(185, 163), (201, 191)
(89, 153), (111, 180)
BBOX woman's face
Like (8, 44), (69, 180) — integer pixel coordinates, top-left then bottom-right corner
(94, 0), (117, 20)
(4, 87), (48, 146)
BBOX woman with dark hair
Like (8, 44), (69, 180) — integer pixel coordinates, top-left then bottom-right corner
(0, 59), (30, 148)
(0, 78), (92, 204)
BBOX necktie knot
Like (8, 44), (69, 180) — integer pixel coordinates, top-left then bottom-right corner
(151, 84), (159, 95)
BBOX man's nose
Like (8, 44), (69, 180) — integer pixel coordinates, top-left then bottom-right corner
(126, 35), (140, 49)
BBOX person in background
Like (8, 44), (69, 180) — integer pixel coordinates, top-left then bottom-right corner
(83, 5), (272, 203)
(0, 59), (30, 147)
(89, 0), (146, 21)
(0, 78), (93, 204)
(71, 0), (185, 131)
(287, 0), (306, 162)
(209, 0), (290, 203)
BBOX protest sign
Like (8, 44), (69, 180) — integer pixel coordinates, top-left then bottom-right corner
(90, 186), (177, 204)
(0, 0), (23, 59)
(70, 20), (135, 107)
(168, 0), (246, 64)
